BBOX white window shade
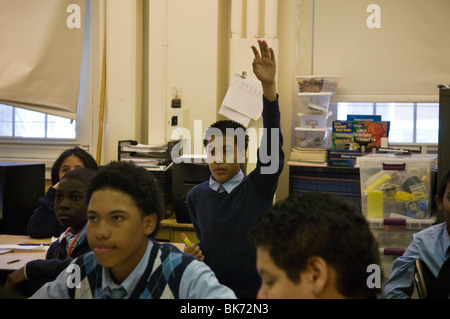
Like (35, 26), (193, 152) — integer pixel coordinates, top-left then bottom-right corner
(0, 0), (86, 120)
(312, 0), (450, 103)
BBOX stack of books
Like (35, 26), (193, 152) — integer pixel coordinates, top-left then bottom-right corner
(288, 147), (329, 166)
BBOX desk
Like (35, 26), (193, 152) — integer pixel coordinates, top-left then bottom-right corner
(0, 235), (185, 286)
(156, 218), (199, 244)
(0, 234), (186, 271)
(0, 235), (51, 271)
(0, 235), (51, 286)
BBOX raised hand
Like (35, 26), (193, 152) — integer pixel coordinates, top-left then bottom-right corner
(251, 40), (277, 101)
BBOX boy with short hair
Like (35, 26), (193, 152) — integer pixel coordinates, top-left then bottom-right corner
(6, 168), (96, 294)
(384, 170), (450, 299)
(184, 40), (284, 298)
(250, 192), (381, 299)
(31, 161), (236, 299)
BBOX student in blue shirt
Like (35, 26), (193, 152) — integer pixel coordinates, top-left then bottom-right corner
(30, 161), (236, 299)
(384, 170), (450, 298)
(183, 40), (284, 298)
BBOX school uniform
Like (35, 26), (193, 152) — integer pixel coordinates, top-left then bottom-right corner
(384, 222), (450, 298)
(30, 239), (236, 299)
(25, 225), (90, 281)
(186, 96), (284, 298)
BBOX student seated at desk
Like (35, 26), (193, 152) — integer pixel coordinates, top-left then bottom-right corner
(384, 170), (450, 299)
(27, 147), (99, 238)
(31, 161), (236, 299)
(250, 192), (381, 299)
(5, 168), (96, 295)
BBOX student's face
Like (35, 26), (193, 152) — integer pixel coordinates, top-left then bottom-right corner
(256, 247), (314, 299)
(87, 188), (156, 283)
(436, 181), (450, 233)
(206, 136), (243, 184)
(54, 178), (88, 232)
(58, 155), (85, 181)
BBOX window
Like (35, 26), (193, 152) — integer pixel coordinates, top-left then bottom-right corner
(332, 102), (439, 144)
(0, 103), (76, 139)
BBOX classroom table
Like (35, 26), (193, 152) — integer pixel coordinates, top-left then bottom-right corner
(0, 235), (185, 271)
(0, 235), (188, 298)
(0, 235), (51, 272)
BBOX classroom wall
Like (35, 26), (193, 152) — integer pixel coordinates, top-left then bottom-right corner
(95, 0), (297, 201)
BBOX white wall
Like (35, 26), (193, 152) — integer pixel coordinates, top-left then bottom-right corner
(147, 0), (220, 147)
(94, 0), (296, 200)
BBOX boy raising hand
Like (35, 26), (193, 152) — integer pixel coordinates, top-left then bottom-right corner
(184, 40), (284, 298)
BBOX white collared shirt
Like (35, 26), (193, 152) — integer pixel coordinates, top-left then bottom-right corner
(208, 169), (244, 194)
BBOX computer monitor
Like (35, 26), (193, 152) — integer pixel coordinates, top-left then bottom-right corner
(0, 162), (45, 235)
(172, 155), (211, 223)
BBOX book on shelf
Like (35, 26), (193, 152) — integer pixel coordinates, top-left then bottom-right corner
(287, 160), (328, 167)
(332, 120), (390, 150)
(289, 147), (329, 164)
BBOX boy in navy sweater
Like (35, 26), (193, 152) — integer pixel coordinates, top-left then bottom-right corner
(184, 40), (284, 298)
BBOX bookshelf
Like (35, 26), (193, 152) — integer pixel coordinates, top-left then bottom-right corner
(288, 164), (361, 213)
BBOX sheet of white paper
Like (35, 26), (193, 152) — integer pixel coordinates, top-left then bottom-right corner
(218, 104), (251, 127)
(221, 73), (263, 121)
(0, 255), (42, 270)
(0, 248), (13, 255)
(0, 244), (49, 251)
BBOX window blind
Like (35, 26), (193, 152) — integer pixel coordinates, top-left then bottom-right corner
(311, 0), (450, 103)
(0, 0), (86, 120)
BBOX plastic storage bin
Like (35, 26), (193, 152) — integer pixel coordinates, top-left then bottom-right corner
(297, 112), (332, 128)
(297, 93), (333, 114)
(379, 248), (405, 282)
(295, 75), (338, 93)
(369, 217), (436, 250)
(357, 154), (437, 220)
(295, 127), (331, 148)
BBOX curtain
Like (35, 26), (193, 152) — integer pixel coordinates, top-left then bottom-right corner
(311, 0), (450, 103)
(0, 0), (86, 120)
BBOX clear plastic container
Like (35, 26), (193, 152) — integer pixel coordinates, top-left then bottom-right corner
(297, 93), (333, 114)
(294, 127), (331, 148)
(370, 218), (436, 250)
(357, 154), (438, 220)
(297, 112), (332, 128)
(295, 75), (338, 93)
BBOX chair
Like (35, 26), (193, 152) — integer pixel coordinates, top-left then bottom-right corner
(414, 258), (450, 299)
(414, 260), (429, 299)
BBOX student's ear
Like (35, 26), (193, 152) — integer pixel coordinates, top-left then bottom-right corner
(305, 256), (329, 297)
(435, 194), (443, 210)
(143, 213), (157, 236)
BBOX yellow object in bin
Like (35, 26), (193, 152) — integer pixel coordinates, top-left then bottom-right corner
(365, 174), (391, 192)
(368, 191), (383, 218)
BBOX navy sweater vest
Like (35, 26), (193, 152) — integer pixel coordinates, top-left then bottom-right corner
(68, 242), (193, 299)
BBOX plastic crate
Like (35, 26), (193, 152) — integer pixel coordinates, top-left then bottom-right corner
(295, 75), (338, 93)
(357, 154), (437, 219)
(297, 112), (332, 128)
(297, 93), (333, 114)
(379, 248), (405, 282)
(294, 127), (331, 148)
(369, 217), (435, 250)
